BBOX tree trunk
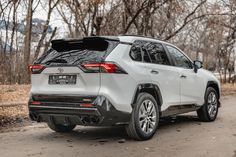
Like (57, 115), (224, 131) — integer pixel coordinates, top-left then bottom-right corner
(23, 0), (33, 83)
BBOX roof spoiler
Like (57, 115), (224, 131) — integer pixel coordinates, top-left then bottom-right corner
(51, 36), (119, 52)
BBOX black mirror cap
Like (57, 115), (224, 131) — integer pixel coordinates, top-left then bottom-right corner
(193, 60), (203, 73)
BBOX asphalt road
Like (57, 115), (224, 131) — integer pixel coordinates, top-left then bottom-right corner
(0, 95), (236, 157)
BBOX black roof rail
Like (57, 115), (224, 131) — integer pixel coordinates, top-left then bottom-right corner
(119, 34), (164, 42)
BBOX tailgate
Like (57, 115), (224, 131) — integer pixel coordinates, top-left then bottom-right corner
(30, 37), (119, 96)
(31, 66), (100, 96)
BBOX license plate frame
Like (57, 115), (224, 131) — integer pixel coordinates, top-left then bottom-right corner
(48, 75), (77, 85)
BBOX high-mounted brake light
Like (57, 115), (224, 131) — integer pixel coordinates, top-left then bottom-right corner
(28, 64), (45, 74)
(81, 62), (127, 74)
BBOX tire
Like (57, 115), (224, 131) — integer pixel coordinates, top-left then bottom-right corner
(126, 93), (159, 140)
(47, 117), (76, 133)
(197, 87), (219, 122)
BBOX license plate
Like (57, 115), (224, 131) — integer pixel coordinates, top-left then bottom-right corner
(49, 75), (76, 85)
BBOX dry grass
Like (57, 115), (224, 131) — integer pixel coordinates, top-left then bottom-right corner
(0, 84), (30, 103)
(0, 85), (30, 127)
(0, 105), (29, 128)
(221, 83), (236, 96)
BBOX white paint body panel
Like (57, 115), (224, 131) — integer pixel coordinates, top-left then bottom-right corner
(30, 36), (220, 115)
(31, 66), (100, 96)
(145, 63), (181, 111)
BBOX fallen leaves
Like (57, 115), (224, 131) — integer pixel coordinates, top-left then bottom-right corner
(0, 105), (29, 127)
(0, 84), (30, 103)
(221, 84), (236, 96)
(0, 85), (30, 129)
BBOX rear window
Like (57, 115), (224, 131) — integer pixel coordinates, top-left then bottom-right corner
(35, 37), (119, 65)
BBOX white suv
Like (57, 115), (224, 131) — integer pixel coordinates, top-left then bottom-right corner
(28, 35), (220, 140)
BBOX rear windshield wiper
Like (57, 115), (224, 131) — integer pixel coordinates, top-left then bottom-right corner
(46, 58), (68, 64)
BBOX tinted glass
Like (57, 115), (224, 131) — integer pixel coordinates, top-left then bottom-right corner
(130, 40), (151, 62)
(166, 45), (193, 69)
(143, 49), (151, 63)
(130, 40), (170, 65)
(130, 43), (142, 61)
(35, 39), (119, 65)
(144, 42), (170, 65)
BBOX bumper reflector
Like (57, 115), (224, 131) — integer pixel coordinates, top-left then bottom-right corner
(31, 101), (41, 105)
(80, 103), (93, 107)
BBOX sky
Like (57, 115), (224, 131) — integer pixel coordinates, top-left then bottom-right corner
(11, 0), (68, 38)
(33, 1), (67, 37)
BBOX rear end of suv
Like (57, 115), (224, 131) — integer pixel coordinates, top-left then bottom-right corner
(29, 37), (136, 129)
(29, 35), (220, 140)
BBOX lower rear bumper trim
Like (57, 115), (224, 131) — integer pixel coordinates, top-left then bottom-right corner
(28, 95), (131, 126)
(29, 105), (98, 112)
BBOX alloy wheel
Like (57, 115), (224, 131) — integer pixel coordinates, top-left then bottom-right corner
(138, 99), (157, 134)
(207, 92), (218, 119)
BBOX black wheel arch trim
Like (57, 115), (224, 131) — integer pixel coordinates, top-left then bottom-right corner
(131, 83), (163, 108)
(206, 81), (220, 99)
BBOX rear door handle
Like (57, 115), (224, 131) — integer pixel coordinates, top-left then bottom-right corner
(180, 74), (187, 78)
(151, 70), (159, 74)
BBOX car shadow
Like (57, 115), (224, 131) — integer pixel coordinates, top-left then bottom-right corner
(159, 115), (201, 128)
(35, 114), (202, 143)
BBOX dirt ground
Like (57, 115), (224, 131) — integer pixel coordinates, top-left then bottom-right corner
(0, 95), (235, 157)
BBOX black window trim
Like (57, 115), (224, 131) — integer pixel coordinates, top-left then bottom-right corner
(164, 43), (194, 69)
(129, 40), (175, 66)
(129, 41), (143, 63)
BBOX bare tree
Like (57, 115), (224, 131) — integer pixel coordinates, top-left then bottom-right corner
(0, 0), (236, 84)
(22, 0), (33, 83)
(34, 0), (60, 60)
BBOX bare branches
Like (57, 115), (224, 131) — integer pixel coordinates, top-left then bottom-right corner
(122, 0), (149, 34)
(43, 26), (57, 54)
(164, 0), (207, 41)
(1, 0), (236, 84)
(34, 0), (61, 60)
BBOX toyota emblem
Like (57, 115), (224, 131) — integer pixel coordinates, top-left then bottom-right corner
(58, 68), (64, 73)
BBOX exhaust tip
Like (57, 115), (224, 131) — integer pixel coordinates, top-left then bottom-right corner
(81, 116), (99, 124)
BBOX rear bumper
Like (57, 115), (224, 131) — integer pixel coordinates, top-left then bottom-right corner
(28, 95), (130, 126)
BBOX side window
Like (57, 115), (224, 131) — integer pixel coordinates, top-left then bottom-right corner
(130, 40), (170, 65)
(130, 42), (142, 62)
(144, 42), (170, 65)
(130, 40), (151, 63)
(166, 45), (193, 69)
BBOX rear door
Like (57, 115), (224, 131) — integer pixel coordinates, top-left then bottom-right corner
(30, 37), (119, 96)
(165, 44), (204, 105)
(139, 40), (181, 111)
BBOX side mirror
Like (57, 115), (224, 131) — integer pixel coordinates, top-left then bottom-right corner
(193, 60), (203, 73)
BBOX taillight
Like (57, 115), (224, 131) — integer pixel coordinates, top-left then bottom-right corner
(28, 64), (45, 74)
(81, 62), (127, 74)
